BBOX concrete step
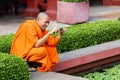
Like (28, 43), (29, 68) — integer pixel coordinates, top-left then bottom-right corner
(30, 71), (88, 80)
(52, 40), (120, 74)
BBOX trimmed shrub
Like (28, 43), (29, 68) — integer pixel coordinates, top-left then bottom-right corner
(0, 34), (14, 53)
(0, 52), (29, 80)
(57, 20), (120, 53)
(0, 20), (120, 54)
(117, 17), (120, 21)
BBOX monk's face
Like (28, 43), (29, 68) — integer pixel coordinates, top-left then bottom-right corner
(38, 17), (50, 30)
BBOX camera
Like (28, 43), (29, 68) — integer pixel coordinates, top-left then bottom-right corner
(54, 27), (64, 33)
(59, 27), (63, 32)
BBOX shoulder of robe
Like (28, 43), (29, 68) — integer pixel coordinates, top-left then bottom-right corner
(24, 20), (35, 23)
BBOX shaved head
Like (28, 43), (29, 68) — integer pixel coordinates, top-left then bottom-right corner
(37, 12), (49, 20)
(36, 12), (50, 30)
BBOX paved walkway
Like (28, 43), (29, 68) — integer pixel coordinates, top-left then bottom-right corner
(30, 71), (88, 80)
(90, 6), (120, 18)
(0, 15), (70, 35)
(89, 6), (120, 21)
(1, 6), (120, 35)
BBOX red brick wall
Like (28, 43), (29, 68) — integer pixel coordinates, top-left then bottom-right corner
(103, 0), (120, 6)
(103, 0), (112, 5)
(112, 0), (120, 5)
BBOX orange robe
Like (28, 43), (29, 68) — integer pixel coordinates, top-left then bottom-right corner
(10, 20), (60, 72)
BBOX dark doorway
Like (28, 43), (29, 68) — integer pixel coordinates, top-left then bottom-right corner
(44, 0), (47, 3)
(0, 0), (27, 16)
(40, 0), (47, 12)
(89, 0), (103, 6)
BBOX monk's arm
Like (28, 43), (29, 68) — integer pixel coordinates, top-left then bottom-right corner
(35, 27), (57, 47)
(35, 33), (50, 47)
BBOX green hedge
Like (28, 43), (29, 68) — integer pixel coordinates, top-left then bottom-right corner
(0, 34), (14, 53)
(83, 64), (120, 80)
(0, 52), (29, 80)
(57, 20), (120, 53)
(0, 20), (120, 54)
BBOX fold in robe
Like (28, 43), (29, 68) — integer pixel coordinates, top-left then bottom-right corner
(10, 20), (60, 72)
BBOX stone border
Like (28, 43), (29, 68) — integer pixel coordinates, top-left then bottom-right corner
(53, 40), (120, 74)
(30, 72), (88, 80)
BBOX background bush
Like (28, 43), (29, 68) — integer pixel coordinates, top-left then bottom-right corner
(0, 20), (120, 54)
(0, 52), (29, 80)
(117, 17), (120, 21)
(57, 20), (120, 53)
(0, 34), (14, 53)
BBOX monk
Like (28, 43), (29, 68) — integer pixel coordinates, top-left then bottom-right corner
(10, 12), (65, 72)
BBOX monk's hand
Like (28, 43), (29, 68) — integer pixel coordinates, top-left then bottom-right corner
(58, 27), (66, 38)
(48, 27), (58, 35)
(59, 27), (66, 35)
